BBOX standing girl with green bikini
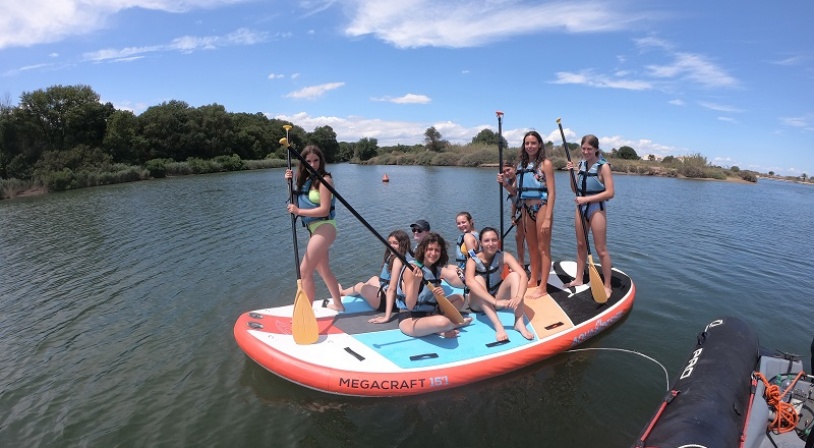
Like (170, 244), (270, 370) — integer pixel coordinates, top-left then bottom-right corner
(285, 145), (344, 312)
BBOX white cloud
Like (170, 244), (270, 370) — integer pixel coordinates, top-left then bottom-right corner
(634, 36), (674, 51)
(552, 70), (652, 91)
(780, 114), (814, 131)
(343, 1), (652, 49)
(82, 28), (267, 62)
(285, 82), (345, 100)
(268, 73), (285, 79)
(646, 52), (738, 88)
(717, 116), (738, 124)
(0, 0), (252, 49)
(771, 56), (804, 66)
(372, 93), (431, 104)
(698, 101), (745, 113)
(668, 99), (684, 106)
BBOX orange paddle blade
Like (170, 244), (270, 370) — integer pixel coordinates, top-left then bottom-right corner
(587, 256), (608, 304)
(430, 282), (466, 325)
(292, 279), (319, 344)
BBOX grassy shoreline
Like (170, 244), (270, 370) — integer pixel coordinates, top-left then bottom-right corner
(2, 155), (810, 201)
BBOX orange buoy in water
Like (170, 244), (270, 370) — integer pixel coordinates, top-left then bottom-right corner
(382, 174), (389, 182)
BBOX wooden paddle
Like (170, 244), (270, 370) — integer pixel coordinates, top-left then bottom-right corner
(556, 118), (608, 304)
(282, 129), (319, 344)
(282, 138), (466, 325)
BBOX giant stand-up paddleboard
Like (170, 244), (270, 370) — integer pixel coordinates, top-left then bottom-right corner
(234, 260), (635, 397)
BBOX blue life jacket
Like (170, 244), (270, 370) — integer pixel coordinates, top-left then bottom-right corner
(516, 163), (548, 201)
(577, 157), (608, 196)
(455, 231), (479, 269)
(396, 262), (441, 313)
(295, 176), (336, 226)
(472, 251), (504, 296)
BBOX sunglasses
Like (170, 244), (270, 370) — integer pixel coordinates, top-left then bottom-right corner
(412, 228), (425, 234)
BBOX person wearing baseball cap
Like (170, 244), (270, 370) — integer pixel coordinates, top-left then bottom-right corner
(409, 218), (468, 290)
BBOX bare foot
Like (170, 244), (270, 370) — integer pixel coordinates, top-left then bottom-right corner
(515, 322), (534, 340)
(604, 286), (612, 299)
(460, 317), (473, 326)
(529, 286), (548, 299)
(563, 279), (583, 288)
(495, 328), (509, 342)
(527, 279), (539, 289)
(439, 329), (460, 338)
(326, 301), (345, 312)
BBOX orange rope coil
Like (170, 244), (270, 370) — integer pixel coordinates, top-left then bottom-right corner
(755, 371), (805, 434)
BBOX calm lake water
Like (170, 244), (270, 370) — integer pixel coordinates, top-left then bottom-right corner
(2, 165), (813, 447)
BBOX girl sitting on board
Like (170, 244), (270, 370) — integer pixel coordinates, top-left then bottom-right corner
(397, 232), (471, 338)
(340, 229), (412, 323)
(284, 145), (344, 312)
(452, 211), (480, 290)
(465, 227), (534, 342)
(564, 134), (615, 299)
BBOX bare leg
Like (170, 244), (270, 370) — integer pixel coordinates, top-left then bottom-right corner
(469, 278), (508, 342)
(523, 211), (541, 288)
(399, 315), (473, 338)
(515, 212), (526, 267)
(306, 224), (344, 312)
(530, 204), (553, 299)
(565, 207), (588, 288)
(590, 210), (613, 299)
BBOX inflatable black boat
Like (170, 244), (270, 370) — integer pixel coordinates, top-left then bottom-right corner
(634, 316), (814, 448)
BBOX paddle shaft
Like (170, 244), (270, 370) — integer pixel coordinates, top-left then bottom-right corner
(557, 121), (595, 257)
(286, 141), (302, 279)
(497, 111), (504, 246)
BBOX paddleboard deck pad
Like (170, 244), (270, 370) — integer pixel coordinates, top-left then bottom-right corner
(234, 260), (635, 396)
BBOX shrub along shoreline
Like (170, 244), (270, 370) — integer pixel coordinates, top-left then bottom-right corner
(3, 145), (807, 201)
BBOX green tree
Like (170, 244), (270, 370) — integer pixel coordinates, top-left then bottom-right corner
(424, 126), (447, 152)
(307, 125), (340, 163)
(471, 128), (507, 147)
(616, 146), (639, 160)
(232, 112), (274, 160)
(662, 155), (675, 164)
(17, 85), (111, 153)
(647, 154), (655, 161)
(730, 166), (740, 172)
(768, 171), (775, 176)
(103, 110), (141, 164)
(355, 137), (378, 161)
(137, 100), (192, 160)
(803, 173), (808, 182)
(337, 142), (355, 162)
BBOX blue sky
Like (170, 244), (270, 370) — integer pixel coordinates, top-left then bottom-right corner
(2, 0), (812, 176)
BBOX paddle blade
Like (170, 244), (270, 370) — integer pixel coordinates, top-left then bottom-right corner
(587, 256), (608, 304)
(292, 279), (319, 344)
(431, 283), (466, 325)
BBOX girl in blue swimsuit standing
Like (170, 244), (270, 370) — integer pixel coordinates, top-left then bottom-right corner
(564, 134), (615, 299)
(516, 131), (556, 298)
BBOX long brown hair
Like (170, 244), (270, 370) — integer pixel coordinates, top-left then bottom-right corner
(519, 130), (546, 170)
(295, 145), (331, 191)
(383, 229), (413, 270)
